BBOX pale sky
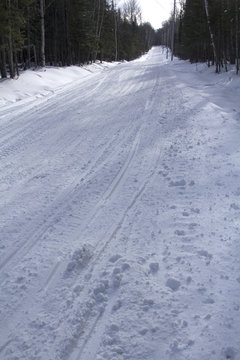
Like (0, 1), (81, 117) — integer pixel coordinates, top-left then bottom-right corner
(118, 0), (174, 30)
(138, 0), (174, 29)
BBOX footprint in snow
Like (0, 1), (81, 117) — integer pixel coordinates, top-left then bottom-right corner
(191, 208), (200, 214)
(175, 230), (185, 236)
(142, 298), (154, 311)
(222, 347), (237, 359)
(93, 280), (109, 303)
(166, 278), (181, 291)
(64, 244), (93, 277)
(230, 203), (240, 210)
(109, 254), (122, 263)
(149, 262), (159, 273)
(202, 298), (215, 304)
(111, 267), (122, 289)
(169, 179), (186, 187)
(197, 249), (213, 260)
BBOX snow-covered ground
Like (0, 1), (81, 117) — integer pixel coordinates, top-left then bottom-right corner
(0, 47), (240, 360)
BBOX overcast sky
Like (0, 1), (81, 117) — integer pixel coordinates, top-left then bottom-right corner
(118, 0), (174, 30)
(138, 0), (174, 29)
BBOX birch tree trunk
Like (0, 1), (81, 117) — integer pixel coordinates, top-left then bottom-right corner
(40, 0), (46, 67)
(204, 0), (219, 72)
(94, 0), (105, 62)
(113, 1), (118, 61)
(7, 0), (15, 78)
(171, 0), (176, 61)
(27, 6), (31, 68)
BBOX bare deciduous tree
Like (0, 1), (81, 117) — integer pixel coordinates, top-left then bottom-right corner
(123, 0), (141, 24)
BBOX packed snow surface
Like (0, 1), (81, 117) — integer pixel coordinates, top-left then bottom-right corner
(0, 47), (240, 360)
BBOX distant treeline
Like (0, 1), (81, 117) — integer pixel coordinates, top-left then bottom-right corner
(156, 0), (240, 73)
(0, 0), (156, 79)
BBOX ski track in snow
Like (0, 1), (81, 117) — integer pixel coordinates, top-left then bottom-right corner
(0, 47), (240, 360)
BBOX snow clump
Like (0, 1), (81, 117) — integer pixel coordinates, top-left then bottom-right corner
(65, 244), (93, 276)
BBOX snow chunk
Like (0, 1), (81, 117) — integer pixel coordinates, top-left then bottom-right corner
(93, 280), (109, 303)
(203, 298), (215, 304)
(111, 267), (122, 288)
(222, 347), (237, 359)
(149, 262), (159, 273)
(122, 262), (130, 271)
(175, 230), (185, 236)
(65, 244), (93, 276)
(169, 179), (186, 187)
(166, 278), (181, 291)
(230, 203), (239, 210)
(109, 254), (122, 263)
(198, 249), (213, 259)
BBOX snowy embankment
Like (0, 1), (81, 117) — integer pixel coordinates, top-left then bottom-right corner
(0, 47), (240, 360)
(0, 61), (118, 107)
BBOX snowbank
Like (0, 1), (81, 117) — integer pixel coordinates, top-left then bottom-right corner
(0, 61), (118, 107)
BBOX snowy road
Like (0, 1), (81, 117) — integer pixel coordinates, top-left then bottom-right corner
(0, 47), (240, 360)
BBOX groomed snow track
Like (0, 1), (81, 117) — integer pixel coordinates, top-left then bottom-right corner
(0, 48), (240, 360)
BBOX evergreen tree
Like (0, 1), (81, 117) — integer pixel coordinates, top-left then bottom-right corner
(0, 0), (156, 78)
(159, 0), (240, 74)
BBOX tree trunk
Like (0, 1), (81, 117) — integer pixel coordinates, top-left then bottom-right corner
(15, 50), (19, 77)
(64, 0), (71, 65)
(0, 48), (7, 78)
(7, 0), (15, 78)
(0, 35), (7, 78)
(171, 0), (176, 61)
(113, 1), (118, 61)
(94, 0), (105, 62)
(236, 0), (239, 74)
(204, 0), (219, 72)
(40, 0), (46, 67)
(27, 6), (31, 68)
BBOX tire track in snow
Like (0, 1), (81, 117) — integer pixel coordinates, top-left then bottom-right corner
(67, 142), (161, 360)
(0, 71), (149, 337)
(0, 126), (131, 279)
(81, 130), (141, 231)
(41, 127), (141, 293)
(11, 77), (161, 359)
(0, 70), (111, 164)
(42, 71), (161, 292)
(64, 86), (162, 358)
(63, 74), (163, 360)
(0, 340), (12, 355)
(41, 69), (161, 295)
(39, 67), (156, 293)
(0, 58), (162, 358)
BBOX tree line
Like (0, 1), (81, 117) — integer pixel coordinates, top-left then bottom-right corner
(0, 0), (156, 79)
(156, 0), (240, 74)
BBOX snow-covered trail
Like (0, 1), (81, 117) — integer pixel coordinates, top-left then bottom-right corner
(0, 47), (240, 360)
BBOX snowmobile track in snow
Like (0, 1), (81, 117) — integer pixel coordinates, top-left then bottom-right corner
(0, 125), (134, 281)
(1, 48), (239, 360)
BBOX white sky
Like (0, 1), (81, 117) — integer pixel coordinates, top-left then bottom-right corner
(118, 0), (174, 30)
(138, 0), (174, 29)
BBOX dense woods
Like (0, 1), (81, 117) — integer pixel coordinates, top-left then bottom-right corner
(156, 0), (240, 73)
(0, 0), (155, 79)
(1, 0), (240, 79)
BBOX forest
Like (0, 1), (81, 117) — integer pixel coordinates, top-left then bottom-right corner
(1, 0), (239, 79)
(0, 0), (156, 79)
(156, 0), (240, 73)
